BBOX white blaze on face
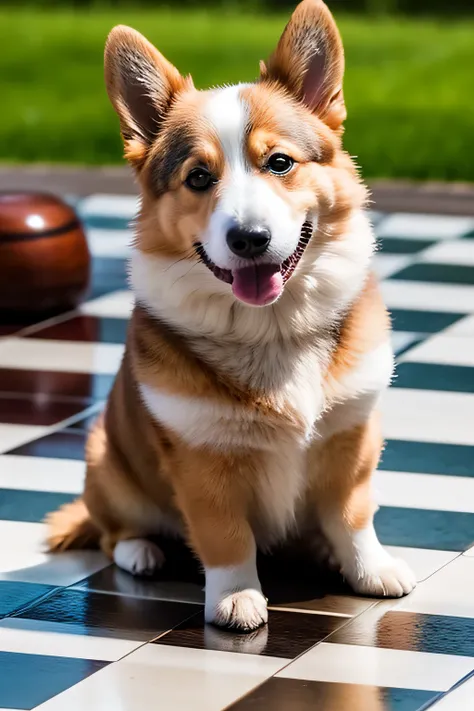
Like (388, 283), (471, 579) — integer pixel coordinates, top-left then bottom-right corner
(201, 85), (304, 289)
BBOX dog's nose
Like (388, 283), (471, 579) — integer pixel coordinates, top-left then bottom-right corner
(226, 225), (271, 258)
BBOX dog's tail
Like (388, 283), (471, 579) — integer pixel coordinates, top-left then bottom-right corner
(46, 498), (100, 552)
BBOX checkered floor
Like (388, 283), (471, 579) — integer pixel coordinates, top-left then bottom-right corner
(1, 194), (474, 710)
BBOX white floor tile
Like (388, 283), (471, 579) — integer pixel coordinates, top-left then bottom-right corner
(375, 471), (474, 513)
(463, 546), (474, 557)
(381, 388), (474, 445)
(422, 239), (474, 267)
(35, 644), (287, 711)
(395, 555), (474, 618)
(278, 642), (474, 692)
(376, 213), (474, 240)
(384, 546), (458, 582)
(402, 334), (474, 367)
(430, 676), (474, 710)
(0, 338), (124, 375)
(382, 281), (474, 313)
(0, 618), (139, 661)
(0, 521), (108, 585)
(0, 455), (85, 494)
(79, 194), (139, 221)
(80, 290), (133, 319)
(86, 228), (131, 259)
(0, 424), (49, 454)
(373, 254), (412, 279)
(443, 314), (474, 337)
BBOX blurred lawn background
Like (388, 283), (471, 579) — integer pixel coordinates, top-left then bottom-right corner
(2, 1), (473, 181)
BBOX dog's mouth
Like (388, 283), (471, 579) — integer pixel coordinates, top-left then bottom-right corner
(194, 221), (313, 306)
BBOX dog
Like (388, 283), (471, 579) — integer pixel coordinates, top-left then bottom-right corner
(47, 0), (416, 631)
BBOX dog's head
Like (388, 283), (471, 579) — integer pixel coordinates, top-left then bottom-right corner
(105, 0), (366, 310)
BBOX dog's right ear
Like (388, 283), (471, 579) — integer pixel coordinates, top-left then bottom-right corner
(104, 26), (191, 168)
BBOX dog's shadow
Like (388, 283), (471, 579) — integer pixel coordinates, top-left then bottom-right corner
(124, 536), (352, 606)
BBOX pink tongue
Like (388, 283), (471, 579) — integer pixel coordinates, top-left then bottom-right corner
(231, 264), (283, 306)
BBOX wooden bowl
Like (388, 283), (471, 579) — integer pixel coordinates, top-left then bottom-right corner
(0, 192), (91, 313)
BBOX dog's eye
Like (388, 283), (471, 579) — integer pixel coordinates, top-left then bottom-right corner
(266, 153), (294, 175)
(185, 167), (216, 192)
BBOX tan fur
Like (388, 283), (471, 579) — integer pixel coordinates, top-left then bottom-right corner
(307, 413), (382, 532)
(326, 273), (390, 395)
(47, 1), (407, 618)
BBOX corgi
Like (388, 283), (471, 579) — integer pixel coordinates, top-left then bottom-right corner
(47, 0), (416, 631)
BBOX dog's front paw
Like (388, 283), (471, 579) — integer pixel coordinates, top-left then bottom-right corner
(205, 589), (268, 631)
(113, 538), (165, 577)
(346, 556), (416, 598)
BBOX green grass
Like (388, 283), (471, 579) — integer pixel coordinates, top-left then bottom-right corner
(1, 8), (473, 181)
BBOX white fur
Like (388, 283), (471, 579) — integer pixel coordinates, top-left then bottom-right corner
(319, 517), (416, 597)
(140, 383), (267, 450)
(201, 85), (308, 273)
(113, 538), (165, 576)
(130, 209), (374, 346)
(321, 339), (394, 439)
(204, 545), (267, 630)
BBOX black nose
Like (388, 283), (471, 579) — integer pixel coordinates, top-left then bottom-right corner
(226, 225), (271, 258)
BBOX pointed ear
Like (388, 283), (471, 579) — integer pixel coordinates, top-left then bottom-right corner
(261, 0), (346, 131)
(104, 25), (191, 167)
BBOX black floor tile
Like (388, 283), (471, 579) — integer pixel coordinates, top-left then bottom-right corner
(380, 440), (474, 477)
(389, 308), (464, 334)
(0, 368), (114, 403)
(0, 581), (53, 618)
(331, 610), (474, 658)
(0, 650), (106, 710)
(393, 363), (474, 394)
(155, 608), (348, 659)
(390, 263), (474, 285)
(0, 395), (83, 426)
(375, 506), (474, 551)
(226, 677), (439, 711)
(377, 237), (436, 254)
(16, 588), (201, 642)
(0, 489), (76, 523)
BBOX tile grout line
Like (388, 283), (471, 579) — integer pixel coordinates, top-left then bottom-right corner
(221, 599), (382, 711)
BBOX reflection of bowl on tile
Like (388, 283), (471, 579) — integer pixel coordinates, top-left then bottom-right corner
(0, 192), (90, 312)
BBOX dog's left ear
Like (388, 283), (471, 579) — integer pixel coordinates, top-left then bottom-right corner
(261, 0), (346, 131)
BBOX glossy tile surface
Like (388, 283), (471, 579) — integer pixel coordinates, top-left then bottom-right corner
(226, 677), (440, 711)
(330, 608), (474, 657)
(0, 396), (82, 427)
(0, 368), (114, 404)
(16, 588), (201, 641)
(29, 315), (128, 344)
(0, 582), (52, 618)
(279, 642), (474, 692)
(8, 430), (87, 460)
(1, 202), (474, 710)
(34, 645), (288, 711)
(155, 608), (348, 658)
(0, 651), (107, 710)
